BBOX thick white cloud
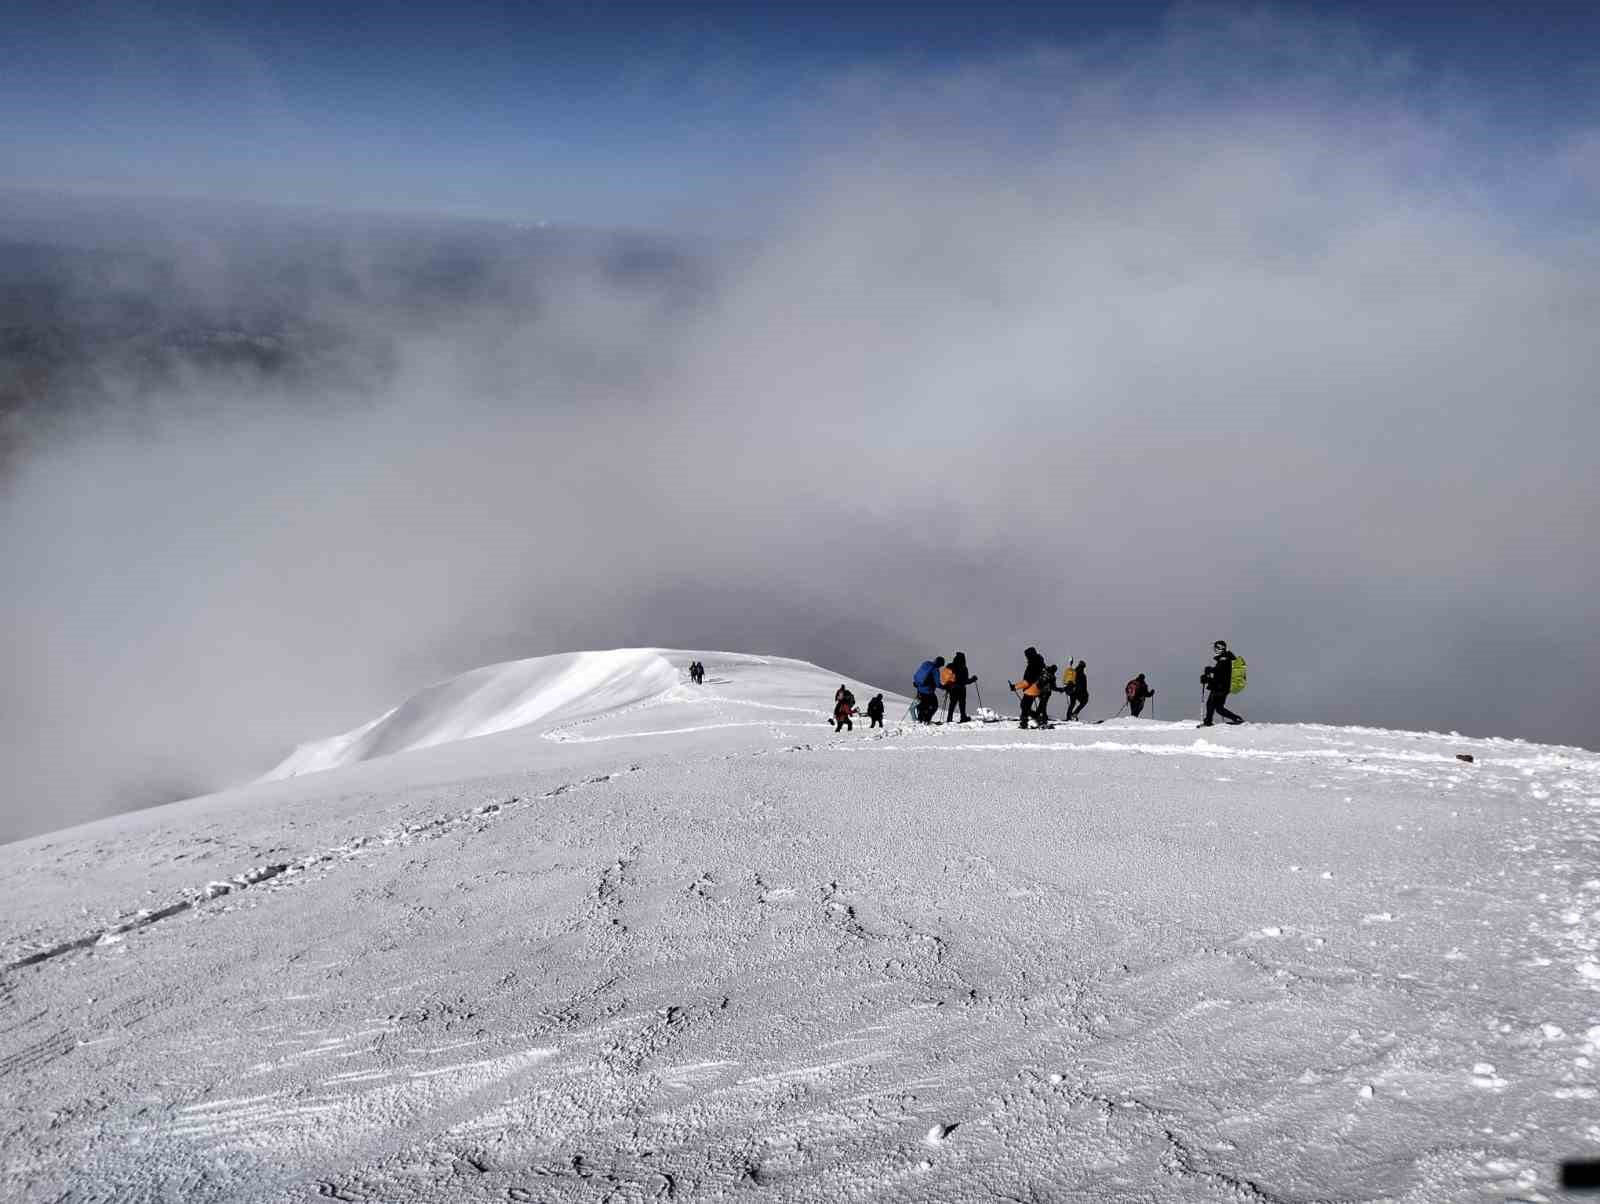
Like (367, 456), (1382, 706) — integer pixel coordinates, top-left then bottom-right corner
(3, 7), (1598, 841)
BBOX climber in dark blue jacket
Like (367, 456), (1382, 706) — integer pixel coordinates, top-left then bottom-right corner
(913, 656), (945, 723)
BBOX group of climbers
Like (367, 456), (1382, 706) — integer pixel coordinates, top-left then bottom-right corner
(831, 684), (885, 731)
(1012, 644), (1243, 729)
(911, 652), (979, 724)
(1009, 650), (1093, 728)
(825, 639), (1247, 732)
(1011, 644), (1241, 729)
(687, 660), (705, 685)
(905, 647), (1082, 731)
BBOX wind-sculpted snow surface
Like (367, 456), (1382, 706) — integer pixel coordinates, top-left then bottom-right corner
(264, 648), (685, 779)
(2, 653), (1598, 1202)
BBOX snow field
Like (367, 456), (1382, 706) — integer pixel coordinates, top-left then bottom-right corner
(1, 651), (1598, 1201)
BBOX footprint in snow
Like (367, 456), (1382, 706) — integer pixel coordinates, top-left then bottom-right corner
(925, 1122), (958, 1146)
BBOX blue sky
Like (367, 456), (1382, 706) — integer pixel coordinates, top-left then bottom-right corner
(4, 1), (1599, 224)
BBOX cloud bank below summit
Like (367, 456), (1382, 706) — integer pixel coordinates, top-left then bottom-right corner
(3, 6), (1598, 841)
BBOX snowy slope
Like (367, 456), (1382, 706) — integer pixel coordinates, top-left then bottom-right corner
(264, 648), (686, 779)
(2, 651), (1598, 1202)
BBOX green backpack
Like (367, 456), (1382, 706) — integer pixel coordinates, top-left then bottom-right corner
(1230, 656), (1248, 695)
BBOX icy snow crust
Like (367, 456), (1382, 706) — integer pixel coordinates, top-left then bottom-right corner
(3, 651), (1599, 1202)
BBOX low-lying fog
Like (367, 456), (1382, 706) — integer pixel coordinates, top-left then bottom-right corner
(3, 13), (1597, 841)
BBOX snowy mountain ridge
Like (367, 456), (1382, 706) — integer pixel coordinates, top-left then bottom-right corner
(2, 649), (1598, 1202)
(264, 648), (683, 779)
(263, 648), (893, 782)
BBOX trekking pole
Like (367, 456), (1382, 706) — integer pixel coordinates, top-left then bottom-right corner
(1009, 681), (1032, 727)
(974, 682), (983, 710)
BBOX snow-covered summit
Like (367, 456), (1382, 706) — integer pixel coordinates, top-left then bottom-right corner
(264, 648), (677, 779)
(264, 648), (893, 781)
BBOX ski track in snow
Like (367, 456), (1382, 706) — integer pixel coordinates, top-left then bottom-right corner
(2, 649), (1599, 1201)
(1, 768), (638, 974)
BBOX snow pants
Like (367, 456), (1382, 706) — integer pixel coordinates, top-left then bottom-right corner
(1065, 692), (1088, 721)
(1129, 697), (1146, 717)
(944, 686), (968, 723)
(869, 715), (883, 728)
(1203, 690), (1241, 725)
(916, 693), (939, 723)
(1018, 694), (1038, 728)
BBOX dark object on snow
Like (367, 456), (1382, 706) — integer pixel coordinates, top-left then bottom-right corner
(1036, 664), (1057, 725)
(832, 685), (856, 732)
(1562, 1159), (1600, 1190)
(1064, 661), (1089, 722)
(943, 652), (976, 723)
(688, 660), (704, 685)
(1014, 647), (1046, 728)
(912, 657), (945, 723)
(1126, 673), (1155, 718)
(867, 694), (885, 728)
(1200, 645), (1242, 727)
(1455, 753), (1475, 763)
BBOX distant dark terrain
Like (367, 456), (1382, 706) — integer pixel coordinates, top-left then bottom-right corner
(0, 190), (703, 473)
